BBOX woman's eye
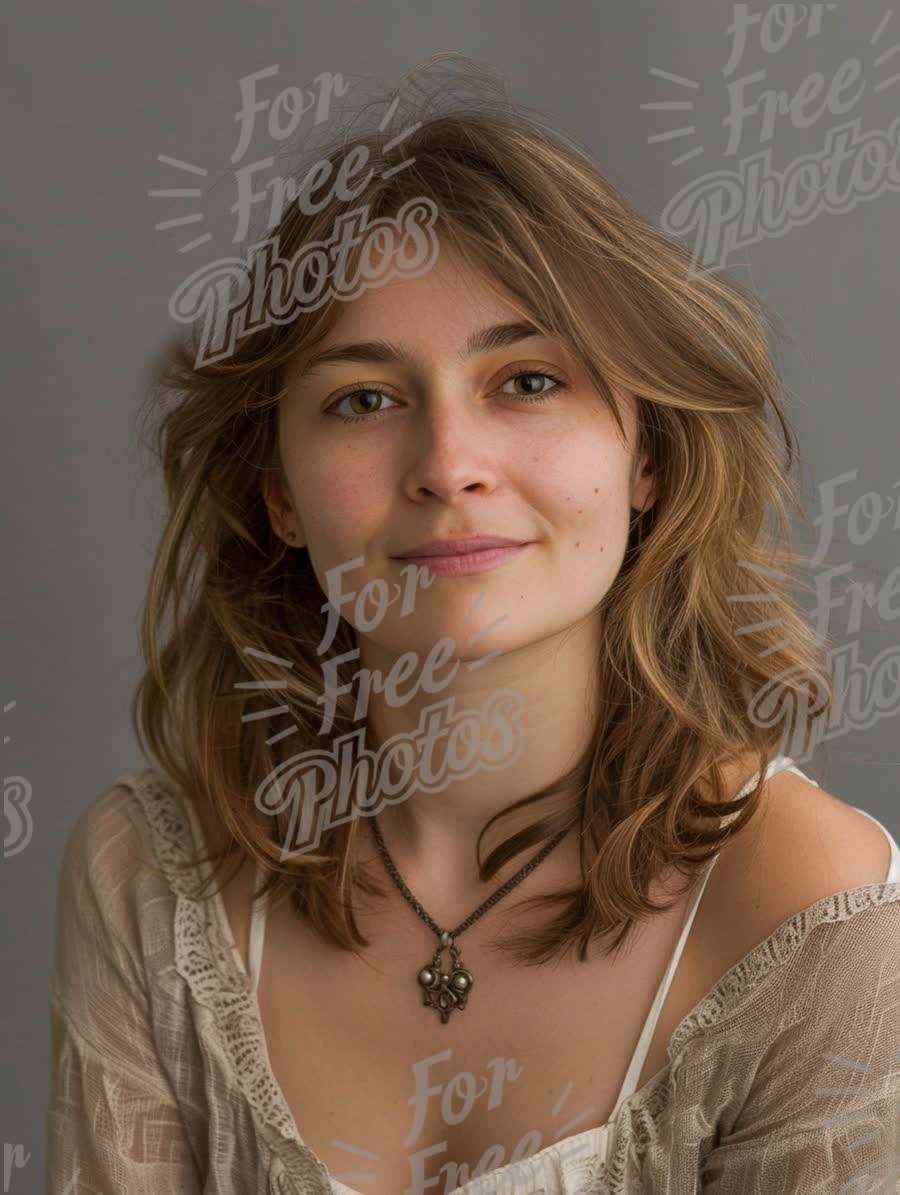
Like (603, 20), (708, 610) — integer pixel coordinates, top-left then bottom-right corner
(498, 371), (566, 401)
(327, 388), (400, 421)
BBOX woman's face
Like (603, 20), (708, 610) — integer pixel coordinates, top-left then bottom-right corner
(263, 246), (655, 664)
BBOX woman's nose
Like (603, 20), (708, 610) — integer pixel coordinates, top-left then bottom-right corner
(400, 392), (501, 503)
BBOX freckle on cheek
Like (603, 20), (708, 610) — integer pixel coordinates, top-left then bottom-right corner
(593, 488), (599, 494)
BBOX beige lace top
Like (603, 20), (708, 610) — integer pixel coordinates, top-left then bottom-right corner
(47, 766), (900, 1194)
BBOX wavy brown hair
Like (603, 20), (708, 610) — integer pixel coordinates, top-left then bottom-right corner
(132, 54), (835, 967)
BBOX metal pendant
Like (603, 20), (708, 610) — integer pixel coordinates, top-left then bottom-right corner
(417, 931), (474, 1024)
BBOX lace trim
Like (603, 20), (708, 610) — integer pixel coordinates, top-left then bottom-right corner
(114, 768), (334, 1194)
(114, 766), (900, 1195)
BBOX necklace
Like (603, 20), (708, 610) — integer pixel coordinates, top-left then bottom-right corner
(368, 814), (570, 1024)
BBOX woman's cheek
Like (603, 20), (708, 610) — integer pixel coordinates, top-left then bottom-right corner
(301, 463), (385, 549)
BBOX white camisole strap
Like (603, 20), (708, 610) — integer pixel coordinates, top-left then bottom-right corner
(850, 805), (900, 882)
(608, 754), (801, 1118)
(248, 862), (269, 994)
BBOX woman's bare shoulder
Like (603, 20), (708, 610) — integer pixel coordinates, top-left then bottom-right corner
(697, 762), (896, 979)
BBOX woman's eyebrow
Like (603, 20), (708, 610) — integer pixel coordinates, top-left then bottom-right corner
(297, 320), (548, 378)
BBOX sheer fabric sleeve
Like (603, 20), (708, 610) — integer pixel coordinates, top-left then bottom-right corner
(46, 785), (203, 1194)
(699, 892), (900, 1194)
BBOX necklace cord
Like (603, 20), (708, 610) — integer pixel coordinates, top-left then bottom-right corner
(369, 814), (570, 940)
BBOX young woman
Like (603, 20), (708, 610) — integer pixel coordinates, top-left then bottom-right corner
(47, 67), (900, 1195)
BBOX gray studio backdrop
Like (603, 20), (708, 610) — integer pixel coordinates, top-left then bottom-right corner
(3, 0), (899, 1185)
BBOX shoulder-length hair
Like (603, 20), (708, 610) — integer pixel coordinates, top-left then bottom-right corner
(133, 55), (833, 966)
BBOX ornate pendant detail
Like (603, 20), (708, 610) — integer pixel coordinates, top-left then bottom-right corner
(417, 931), (474, 1024)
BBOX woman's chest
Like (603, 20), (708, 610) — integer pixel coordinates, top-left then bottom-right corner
(252, 891), (697, 1195)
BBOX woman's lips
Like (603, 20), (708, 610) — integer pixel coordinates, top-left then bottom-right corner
(397, 543), (529, 577)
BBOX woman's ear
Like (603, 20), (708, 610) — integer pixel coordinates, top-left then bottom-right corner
(630, 450), (656, 515)
(259, 471), (306, 549)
